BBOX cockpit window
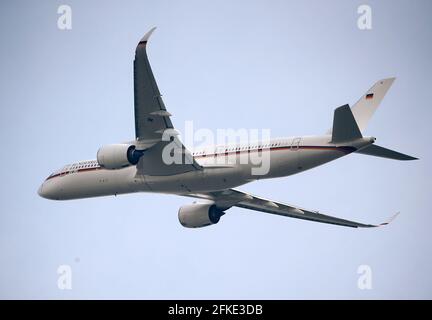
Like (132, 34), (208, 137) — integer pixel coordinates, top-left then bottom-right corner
(47, 165), (68, 179)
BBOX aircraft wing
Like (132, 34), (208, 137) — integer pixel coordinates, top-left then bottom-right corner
(133, 28), (201, 175)
(192, 189), (398, 228)
(134, 27), (172, 142)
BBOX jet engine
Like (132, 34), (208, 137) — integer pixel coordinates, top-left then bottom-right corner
(178, 203), (226, 228)
(97, 144), (144, 169)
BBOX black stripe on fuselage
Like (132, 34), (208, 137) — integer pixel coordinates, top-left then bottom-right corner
(193, 145), (357, 158)
(45, 145), (356, 180)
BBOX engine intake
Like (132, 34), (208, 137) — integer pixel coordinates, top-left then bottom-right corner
(178, 203), (226, 228)
(97, 144), (144, 169)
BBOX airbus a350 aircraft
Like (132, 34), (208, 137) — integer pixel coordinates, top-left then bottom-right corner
(38, 28), (417, 228)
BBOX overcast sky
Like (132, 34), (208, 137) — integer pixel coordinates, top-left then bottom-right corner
(0, 0), (431, 299)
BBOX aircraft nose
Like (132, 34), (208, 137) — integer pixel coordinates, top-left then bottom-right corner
(38, 180), (59, 200)
(38, 182), (47, 198)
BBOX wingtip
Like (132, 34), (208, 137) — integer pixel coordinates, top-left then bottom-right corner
(400, 154), (418, 161)
(377, 212), (400, 227)
(139, 27), (157, 44)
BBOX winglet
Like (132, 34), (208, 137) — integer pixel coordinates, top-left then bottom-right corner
(139, 27), (157, 45)
(376, 212), (400, 227)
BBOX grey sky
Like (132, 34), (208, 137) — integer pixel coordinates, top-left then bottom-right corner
(0, 0), (431, 299)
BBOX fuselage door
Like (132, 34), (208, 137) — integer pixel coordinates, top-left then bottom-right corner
(291, 137), (302, 170)
(291, 137), (301, 151)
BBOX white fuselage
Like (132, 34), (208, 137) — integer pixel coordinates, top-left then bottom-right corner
(38, 135), (373, 200)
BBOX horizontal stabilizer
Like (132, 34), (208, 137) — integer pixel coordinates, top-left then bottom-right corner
(331, 104), (363, 143)
(356, 144), (418, 161)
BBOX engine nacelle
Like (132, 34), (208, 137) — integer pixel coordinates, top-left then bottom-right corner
(96, 144), (144, 169)
(178, 203), (226, 228)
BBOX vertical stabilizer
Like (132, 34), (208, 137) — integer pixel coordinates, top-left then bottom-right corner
(351, 78), (395, 132)
(331, 104), (363, 143)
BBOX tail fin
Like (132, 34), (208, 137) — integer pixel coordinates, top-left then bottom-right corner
(331, 104), (362, 143)
(356, 144), (418, 161)
(326, 78), (395, 135)
(351, 78), (396, 132)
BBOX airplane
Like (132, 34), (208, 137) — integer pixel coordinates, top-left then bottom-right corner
(38, 27), (417, 229)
